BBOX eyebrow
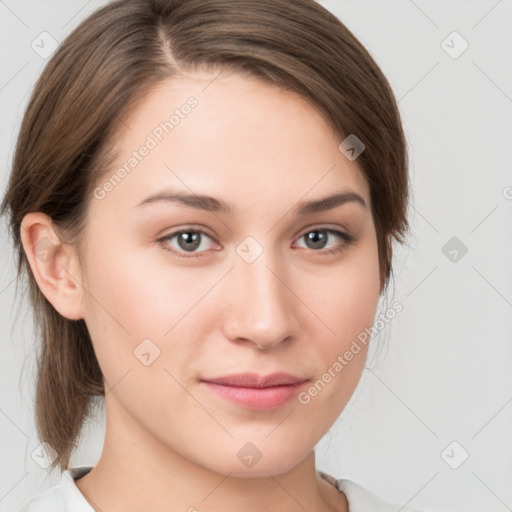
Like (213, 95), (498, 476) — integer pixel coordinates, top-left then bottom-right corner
(132, 188), (367, 215)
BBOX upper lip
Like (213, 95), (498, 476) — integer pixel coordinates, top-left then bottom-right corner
(201, 372), (308, 388)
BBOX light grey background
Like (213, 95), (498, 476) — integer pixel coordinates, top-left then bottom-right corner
(1, 1), (511, 511)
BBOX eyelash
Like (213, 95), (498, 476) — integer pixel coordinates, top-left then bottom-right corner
(156, 227), (357, 260)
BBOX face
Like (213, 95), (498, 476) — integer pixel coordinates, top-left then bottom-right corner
(75, 70), (381, 476)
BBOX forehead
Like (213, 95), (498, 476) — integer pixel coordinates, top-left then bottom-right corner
(93, 70), (370, 216)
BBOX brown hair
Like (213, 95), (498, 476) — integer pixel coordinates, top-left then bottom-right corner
(1, 0), (410, 472)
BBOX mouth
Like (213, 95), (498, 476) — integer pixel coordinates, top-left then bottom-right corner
(200, 372), (309, 411)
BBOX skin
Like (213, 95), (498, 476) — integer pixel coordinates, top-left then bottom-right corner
(21, 69), (382, 512)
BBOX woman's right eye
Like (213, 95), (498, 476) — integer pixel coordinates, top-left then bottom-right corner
(156, 229), (217, 259)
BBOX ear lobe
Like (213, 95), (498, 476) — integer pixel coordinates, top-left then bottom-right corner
(20, 212), (85, 321)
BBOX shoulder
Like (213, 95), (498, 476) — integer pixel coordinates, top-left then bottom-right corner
(19, 485), (66, 512)
(336, 479), (424, 512)
(19, 467), (94, 512)
(318, 471), (425, 512)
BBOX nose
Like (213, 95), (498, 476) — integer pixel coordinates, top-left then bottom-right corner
(222, 248), (299, 351)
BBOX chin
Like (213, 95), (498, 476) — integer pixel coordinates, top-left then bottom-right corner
(196, 439), (312, 478)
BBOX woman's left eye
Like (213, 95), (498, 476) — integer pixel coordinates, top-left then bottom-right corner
(294, 228), (357, 254)
(156, 227), (356, 259)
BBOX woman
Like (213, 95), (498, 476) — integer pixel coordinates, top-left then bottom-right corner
(1, 0), (421, 510)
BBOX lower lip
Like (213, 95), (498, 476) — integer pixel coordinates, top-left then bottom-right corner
(202, 381), (307, 411)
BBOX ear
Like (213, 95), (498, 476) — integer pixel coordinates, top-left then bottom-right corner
(20, 212), (85, 321)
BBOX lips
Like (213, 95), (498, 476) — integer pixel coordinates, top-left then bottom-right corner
(200, 372), (310, 410)
(201, 372), (308, 388)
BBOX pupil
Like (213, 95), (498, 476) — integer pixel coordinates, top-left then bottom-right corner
(306, 230), (327, 249)
(178, 232), (201, 251)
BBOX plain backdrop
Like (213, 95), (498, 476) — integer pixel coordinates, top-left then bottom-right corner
(1, 1), (511, 511)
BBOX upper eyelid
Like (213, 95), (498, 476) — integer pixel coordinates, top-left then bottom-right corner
(160, 225), (348, 240)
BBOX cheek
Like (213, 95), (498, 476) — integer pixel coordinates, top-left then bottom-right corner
(302, 237), (380, 403)
(312, 235), (381, 343)
(80, 240), (216, 377)
(82, 236), (181, 332)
